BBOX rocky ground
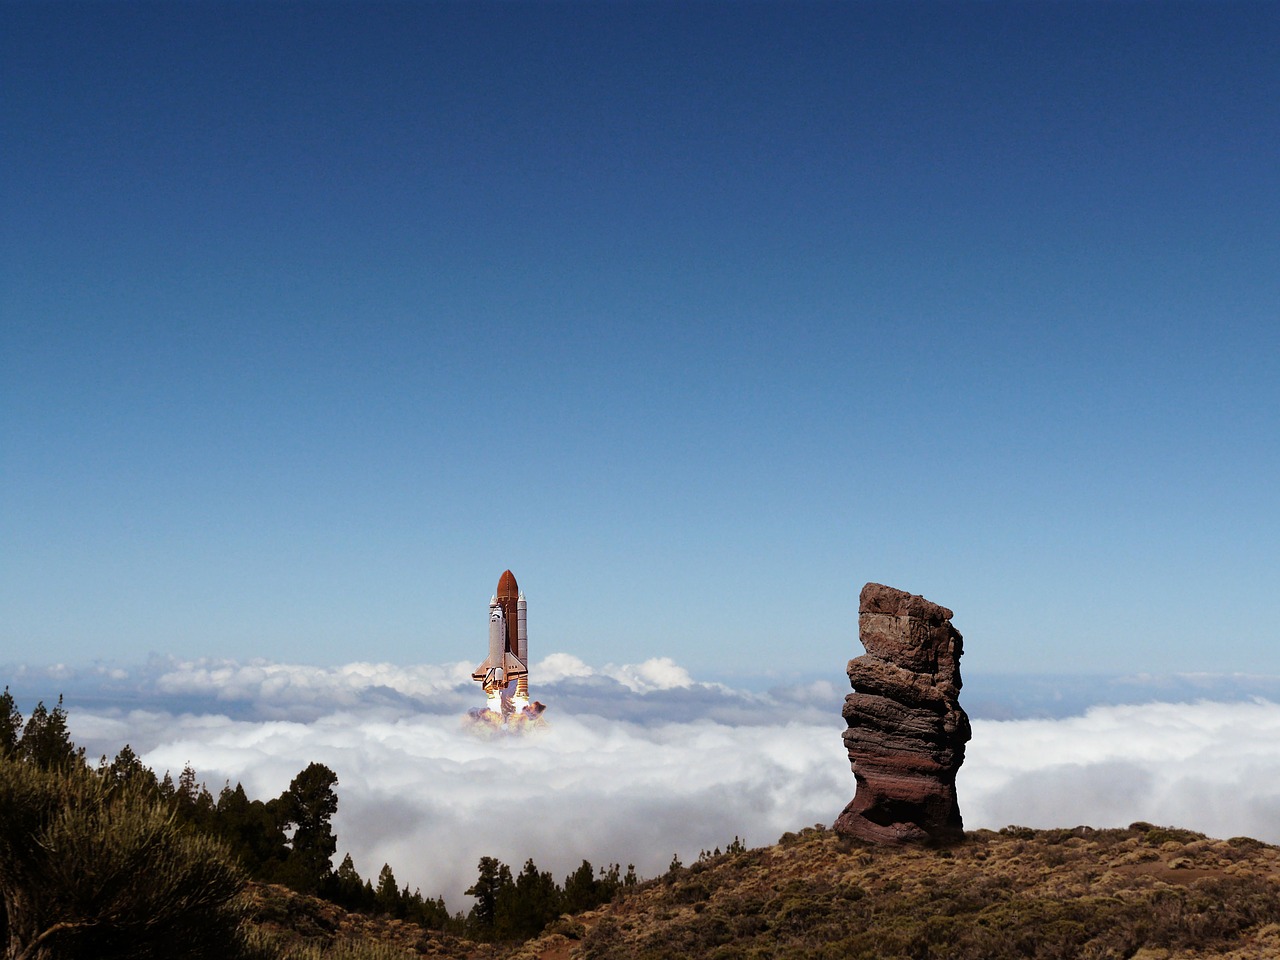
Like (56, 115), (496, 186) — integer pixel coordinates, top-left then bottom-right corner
(248, 824), (1280, 959)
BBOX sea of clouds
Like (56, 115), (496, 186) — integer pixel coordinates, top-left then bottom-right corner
(6, 655), (1280, 907)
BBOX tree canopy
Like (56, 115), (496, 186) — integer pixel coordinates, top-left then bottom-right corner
(273, 761), (339, 894)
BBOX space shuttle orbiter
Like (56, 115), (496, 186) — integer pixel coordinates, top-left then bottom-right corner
(471, 569), (528, 695)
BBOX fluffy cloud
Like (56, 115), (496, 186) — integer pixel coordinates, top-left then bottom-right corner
(111, 709), (848, 906)
(962, 699), (1280, 843)
(37, 656), (1280, 908)
(153, 659), (474, 702)
(150, 658), (479, 718)
(56, 656), (848, 903)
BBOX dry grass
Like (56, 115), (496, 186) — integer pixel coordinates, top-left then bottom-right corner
(511, 825), (1280, 960)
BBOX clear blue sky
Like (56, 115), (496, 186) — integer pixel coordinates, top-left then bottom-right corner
(3, 2), (1277, 678)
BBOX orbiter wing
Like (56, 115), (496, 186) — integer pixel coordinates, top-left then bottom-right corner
(471, 652), (528, 684)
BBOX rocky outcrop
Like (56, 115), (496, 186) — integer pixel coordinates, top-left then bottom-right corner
(835, 582), (970, 845)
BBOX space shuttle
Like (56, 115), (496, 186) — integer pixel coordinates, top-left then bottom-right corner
(471, 569), (528, 695)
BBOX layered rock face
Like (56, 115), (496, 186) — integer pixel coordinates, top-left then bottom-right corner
(835, 582), (971, 845)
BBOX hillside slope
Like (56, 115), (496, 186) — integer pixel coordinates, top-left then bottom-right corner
(243, 882), (492, 960)
(509, 825), (1280, 960)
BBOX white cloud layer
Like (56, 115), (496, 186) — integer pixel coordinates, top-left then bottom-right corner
(962, 699), (1280, 843)
(30, 656), (1280, 908)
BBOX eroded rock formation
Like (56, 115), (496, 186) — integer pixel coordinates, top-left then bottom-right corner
(835, 582), (971, 845)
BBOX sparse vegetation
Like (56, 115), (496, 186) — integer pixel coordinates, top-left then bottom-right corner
(556, 824), (1280, 960)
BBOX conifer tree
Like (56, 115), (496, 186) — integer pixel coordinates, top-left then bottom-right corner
(106, 744), (154, 791)
(273, 762), (339, 893)
(215, 782), (287, 878)
(0, 687), (21, 758)
(375, 863), (401, 917)
(336, 852), (360, 884)
(505, 857), (561, 939)
(177, 763), (200, 811)
(466, 856), (513, 936)
(18, 695), (78, 770)
(562, 859), (600, 914)
(327, 852), (373, 912)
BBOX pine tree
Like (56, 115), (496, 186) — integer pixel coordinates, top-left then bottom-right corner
(273, 762), (339, 894)
(375, 863), (401, 917)
(597, 862), (623, 903)
(327, 852), (372, 912)
(217, 781), (248, 820)
(215, 782), (288, 878)
(562, 859), (600, 914)
(193, 783), (217, 831)
(504, 858), (561, 939)
(336, 852), (360, 884)
(106, 744), (156, 793)
(18, 695), (78, 770)
(177, 763), (200, 811)
(0, 687), (21, 758)
(466, 856), (513, 937)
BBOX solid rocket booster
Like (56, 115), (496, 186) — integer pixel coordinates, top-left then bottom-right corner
(472, 570), (528, 693)
(516, 591), (528, 699)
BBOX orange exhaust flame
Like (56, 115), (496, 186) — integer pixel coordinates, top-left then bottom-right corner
(464, 689), (548, 735)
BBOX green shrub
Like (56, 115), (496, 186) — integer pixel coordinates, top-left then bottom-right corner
(997, 825), (1037, 839)
(0, 754), (250, 960)
(1142, 826), (1207, 846)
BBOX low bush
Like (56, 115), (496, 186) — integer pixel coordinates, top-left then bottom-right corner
(0, 754), (251, 960)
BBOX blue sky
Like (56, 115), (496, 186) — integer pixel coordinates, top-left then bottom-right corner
(3, 2), (1278, 678)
